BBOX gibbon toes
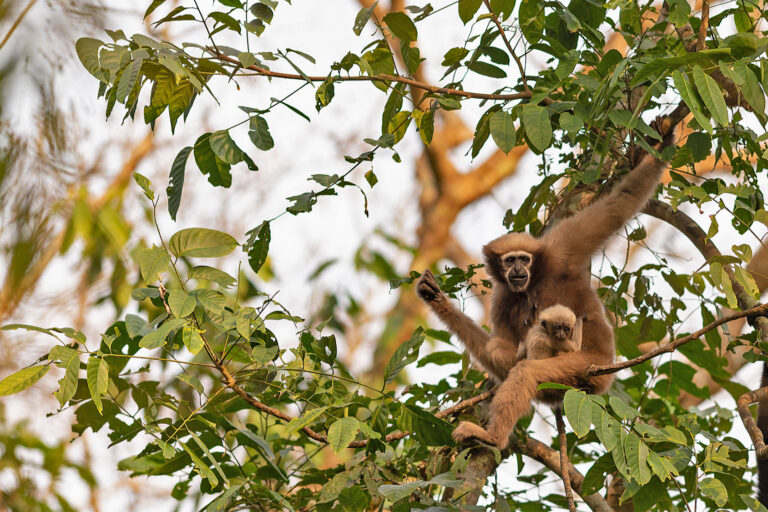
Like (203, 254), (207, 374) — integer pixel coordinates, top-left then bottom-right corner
(416, 269), (445, 303)
(452, 421), (496, 446)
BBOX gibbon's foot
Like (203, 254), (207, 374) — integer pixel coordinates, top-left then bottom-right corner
(452, 421), (507, 448)
(416, 269), (446, 303)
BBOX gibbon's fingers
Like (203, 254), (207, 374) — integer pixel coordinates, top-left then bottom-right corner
(416, 269), (445, 303)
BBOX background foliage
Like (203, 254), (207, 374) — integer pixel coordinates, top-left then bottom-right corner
(2, 0), (768, 510)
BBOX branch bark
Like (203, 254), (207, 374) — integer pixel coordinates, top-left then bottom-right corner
(555, 408), (577, 512)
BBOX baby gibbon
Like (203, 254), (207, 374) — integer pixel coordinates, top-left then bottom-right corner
(517, 305), (582, 361)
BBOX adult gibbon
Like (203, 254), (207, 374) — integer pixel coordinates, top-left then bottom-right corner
(416, 133), (675, 448)
(517, 305), (583, 361)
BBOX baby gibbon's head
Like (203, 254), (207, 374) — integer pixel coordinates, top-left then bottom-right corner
(539, 305), (576, 340)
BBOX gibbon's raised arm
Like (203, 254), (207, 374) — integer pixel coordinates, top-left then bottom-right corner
(544, 140), (674, 267)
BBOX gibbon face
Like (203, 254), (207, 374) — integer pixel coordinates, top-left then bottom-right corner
(539, 305), (577, 341)
(500, 250), (534, 292)
(542, 318), (571, 340)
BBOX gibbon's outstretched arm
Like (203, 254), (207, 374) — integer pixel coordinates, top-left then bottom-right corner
(417, 270), (512, 380)
(544, 136), (675, 268)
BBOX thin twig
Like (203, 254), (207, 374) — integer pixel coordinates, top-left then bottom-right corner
(482, 0), (529, 92)
(555, 407), (577, 512)
(0, 0), (37, 50)
(211, 51), (531, 101)
(584, 301), (768, 377)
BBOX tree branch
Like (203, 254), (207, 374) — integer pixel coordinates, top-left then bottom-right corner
(737, 385), (768, 460)
(211, 51), (531, 101)
(511, 437), (614, 512)
(555, 408), (577, 512)
(585, 301), (768, 377)
(482, 0), (529, 92)
(697, 0), (710, 50)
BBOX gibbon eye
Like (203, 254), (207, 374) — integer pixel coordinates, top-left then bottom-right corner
(520, 255), (530, 264)
(504, 256), (514, 264)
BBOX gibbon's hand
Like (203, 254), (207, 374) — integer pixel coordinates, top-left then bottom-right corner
(416, 269), (446, 303)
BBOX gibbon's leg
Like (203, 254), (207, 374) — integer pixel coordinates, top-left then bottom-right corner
(417, 270), (510, 379)
(453, 351), (609, 449)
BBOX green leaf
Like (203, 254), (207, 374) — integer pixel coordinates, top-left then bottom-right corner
(189, 430), (229, 485)
(522, 105), (552, 153)
(144, 0), (168, 19)
(182, 325), (205, 354)
(700, 477), (728, 506)
(168, 290), (196, 318)
(54, 351), (80, 407)
(692, 65), (729, 126)
(169, 228), (238, 258)
(138, 318), (185, 349)
(244, 221), (271, 273)
(133, 172), (154, 200)
(248, 116), (274, 151)
(383, 12), (417, 42)
(609, 395), (638, 420)
(167, 146), (191, 221)
(582, 452), (615, 495)
(315, 78), (336, 112)
(384, 327), (424, 384)
(416, 351), (462, 367)
(138, 245), (170, 284)
(204, 484), (244, 512)
(181, 442), (218, 486)
(623, 433), (651, 485)
(734, 61), (765, 116)
(194, 133), (232, 187)
(327, 417), (360, 453)
(210, 11), (241, 33)
(188, 266), (236, 288)
(468, 61), (507, 78)
(378, 481), (423, 502)
(76, 37), (106, 81)
(741, 494), (768, 512)
(0, 365), (49, 396)
(458, 0), (482, 23)
(209, 130), (244, 164)
(399, 403), (454, 445)
(86, 356), (109, 414)
(250, 3), (273, 24)
(353, 1), (377, 35)
(116, 56), (143, 103)
(563, 389), (591, 437)
(193, 289), (226, 314)
(672, 71), (712, 134)
(489, 111), (516, 154)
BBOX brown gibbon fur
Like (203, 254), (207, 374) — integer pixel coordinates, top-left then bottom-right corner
(416, 134), (675, 449)
(517, 305), (582, 361)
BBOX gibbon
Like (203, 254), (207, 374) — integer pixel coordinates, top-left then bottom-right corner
(416, 132), (675, 448)
(517, 305), (583, 361)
